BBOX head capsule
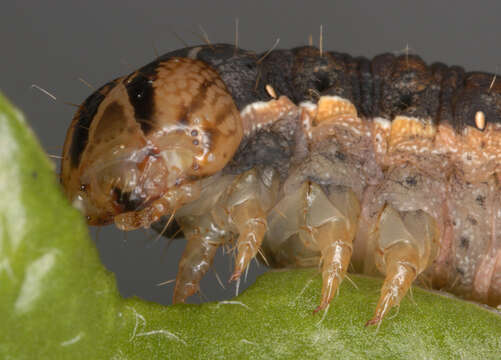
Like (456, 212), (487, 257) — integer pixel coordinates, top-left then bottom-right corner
(61, 57), (243, 228)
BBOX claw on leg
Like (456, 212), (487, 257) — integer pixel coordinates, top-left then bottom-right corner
(173, 223), (221, 303)
(229, 198), (267, 282)
(366, 205), (438, 326)
(224, 168), (278, 282)
(365, 242), (418, 326)
(303, 184), (360, 312)
(313, 221), (353, 312)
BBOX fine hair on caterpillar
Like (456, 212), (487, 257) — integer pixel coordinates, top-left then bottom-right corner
(61, 42), (501, 326)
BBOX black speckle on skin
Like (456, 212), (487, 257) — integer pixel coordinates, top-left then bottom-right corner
(460, 236), (469, 250)
(466, 216), (478, 225)
(476, 195), (486, 207)
(335, 151), (346, 161)
(405, 176), (418, 186)
(31, 171), (38, 179)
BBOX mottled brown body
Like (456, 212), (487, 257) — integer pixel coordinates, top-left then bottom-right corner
(61, 44), (501, 325)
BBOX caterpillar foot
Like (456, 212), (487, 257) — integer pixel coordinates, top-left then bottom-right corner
(312, 186), (360, 312)
(366, 205), (439, 326)
(267, 181), (360, 312)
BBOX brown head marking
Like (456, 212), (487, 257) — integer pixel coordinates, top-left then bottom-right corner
(61, 57), (243, 227)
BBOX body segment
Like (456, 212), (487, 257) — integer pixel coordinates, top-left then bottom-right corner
(61, 43), (501, 324)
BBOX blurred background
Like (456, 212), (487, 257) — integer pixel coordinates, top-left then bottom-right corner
(2, 0), (501, 304)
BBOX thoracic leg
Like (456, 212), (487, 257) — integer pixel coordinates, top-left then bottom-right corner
(173, 215), (226, 304)
(229, 198), (267, 281)
(224, 168), (277, 281)
(367, 205), (438, 325)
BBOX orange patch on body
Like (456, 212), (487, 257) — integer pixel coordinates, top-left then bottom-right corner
(388, 116), (436, 152)
(314, 96), (357, 124)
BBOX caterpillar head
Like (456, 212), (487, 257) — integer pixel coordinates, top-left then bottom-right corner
(61, 57), (242, 228)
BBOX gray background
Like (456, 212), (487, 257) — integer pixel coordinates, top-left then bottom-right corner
(2, 0), (501, 304)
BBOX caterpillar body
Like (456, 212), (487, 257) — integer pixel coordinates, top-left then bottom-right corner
(61, 43), (501, 325)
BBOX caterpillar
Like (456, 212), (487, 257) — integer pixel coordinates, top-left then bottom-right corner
(60, 43), (501, 326)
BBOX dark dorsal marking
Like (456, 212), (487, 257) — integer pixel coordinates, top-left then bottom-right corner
(129, 44), (501, 132)
(70, 44), (501, 172)
(69, 80), (118, 168)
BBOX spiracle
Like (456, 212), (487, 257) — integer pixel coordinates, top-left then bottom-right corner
(60, 43), (501, 325)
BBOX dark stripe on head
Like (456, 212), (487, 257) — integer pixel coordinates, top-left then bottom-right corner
(188, 80), (212, 114)
(213, 101), (234, 126)
(69, 80), (118, 168)
(126, 72), (155, 134)
(177, 80), (212, 125)
(177, 104), (190, 125)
